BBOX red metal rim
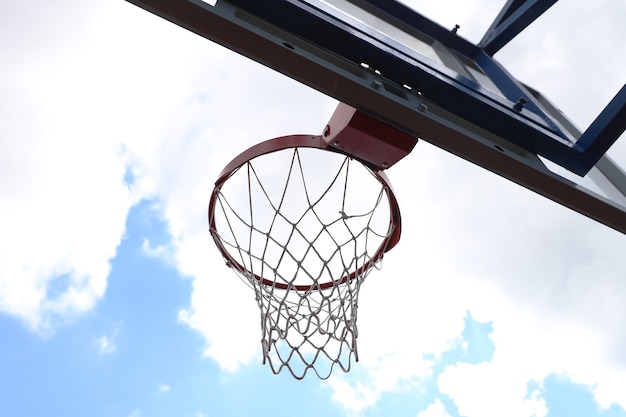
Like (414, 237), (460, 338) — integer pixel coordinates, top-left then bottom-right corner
(208, 134), (402, 291)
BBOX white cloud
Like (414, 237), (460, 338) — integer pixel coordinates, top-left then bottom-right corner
(95, 335), (117, 355)
(438, 362), (547, 417)
(0, 0), (199, 332)
(417, 399), (452, 417)
(157, 383), (171, 393)
(95, 323), (121, 355)
(0, 3), (131, 333)
(326, 377), (380, 416)
(141, 239), (174, 264)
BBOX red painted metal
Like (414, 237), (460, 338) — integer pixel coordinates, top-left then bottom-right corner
(323, 102), (418, 170)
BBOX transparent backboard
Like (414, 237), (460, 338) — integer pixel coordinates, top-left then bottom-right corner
(125, 0), (626, 233)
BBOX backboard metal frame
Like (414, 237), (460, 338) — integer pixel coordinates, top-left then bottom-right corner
(125, 0), (626, 233)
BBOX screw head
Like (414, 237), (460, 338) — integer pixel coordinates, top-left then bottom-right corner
(513, 97), (528, 111)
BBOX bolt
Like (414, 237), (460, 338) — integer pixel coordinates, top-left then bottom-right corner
(514, 97), (527, 111)
(382, 162), (389, 169)
(418, 103), (428, 112)
(452, 24), (460, 34)
(371, 80), (382, 89)
(333, 140), (340, 147)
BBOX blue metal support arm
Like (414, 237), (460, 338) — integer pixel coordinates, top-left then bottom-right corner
(479, 0), (559, 56)
(575, 84), (626, 173)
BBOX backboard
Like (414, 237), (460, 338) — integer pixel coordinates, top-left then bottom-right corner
(125, 0), (626, 233)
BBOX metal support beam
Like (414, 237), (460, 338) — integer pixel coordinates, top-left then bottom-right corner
(479, 0), (559, 56)
(526, 83), (626, 205)
(575, 84), (626, 173)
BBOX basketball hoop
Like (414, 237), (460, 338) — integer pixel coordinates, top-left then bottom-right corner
(208, 103), (417, 379)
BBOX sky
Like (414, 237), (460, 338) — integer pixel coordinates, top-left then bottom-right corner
(1, 0), (626, 416)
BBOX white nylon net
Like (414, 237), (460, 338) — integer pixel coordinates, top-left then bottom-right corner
(210, 147), (395, 379)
